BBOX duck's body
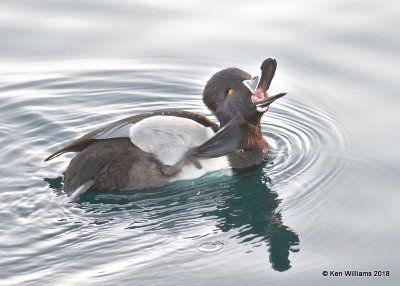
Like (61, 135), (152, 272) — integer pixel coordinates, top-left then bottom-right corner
(45, 58), (286, 199)
(61, 112), (236, 198)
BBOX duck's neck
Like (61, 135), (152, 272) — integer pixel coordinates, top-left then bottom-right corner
(228, 122), (269, 170)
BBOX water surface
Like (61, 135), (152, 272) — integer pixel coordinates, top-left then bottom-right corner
(0, 0), (399, 285)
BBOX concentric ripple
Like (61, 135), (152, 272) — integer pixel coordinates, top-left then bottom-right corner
(262, 97), (352, 202)
(195, 241), (225, 253)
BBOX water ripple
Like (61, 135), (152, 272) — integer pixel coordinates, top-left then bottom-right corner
(195, 241), (225, 253)
(0, 62), (352, 283)
(263, 97), (352, 201)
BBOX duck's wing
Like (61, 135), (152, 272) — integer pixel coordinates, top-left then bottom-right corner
(160, 114), (246, 176)
(45, 109), (218, 162)
(192, 114), (246, 158)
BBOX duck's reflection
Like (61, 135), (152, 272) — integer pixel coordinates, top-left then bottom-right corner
(209, 168), (299, 271)
(45, 168), (299, 272)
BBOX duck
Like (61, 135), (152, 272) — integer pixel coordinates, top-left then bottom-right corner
(45, 58), (286, 199)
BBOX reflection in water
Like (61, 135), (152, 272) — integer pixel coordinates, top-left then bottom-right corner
(45, 167), (299, 272)
(209, 168), (299, 271)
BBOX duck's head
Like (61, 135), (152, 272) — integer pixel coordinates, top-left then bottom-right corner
(203, 58), (286, 127)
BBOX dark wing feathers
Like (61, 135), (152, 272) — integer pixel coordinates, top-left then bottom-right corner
(193, 114), (245, 158)
(45, 110), (218, 162)
(159, 114), (246, 177)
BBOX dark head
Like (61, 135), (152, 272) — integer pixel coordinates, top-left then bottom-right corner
(203, 58), (286, 127)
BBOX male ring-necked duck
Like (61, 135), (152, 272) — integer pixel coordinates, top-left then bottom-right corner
(45, 58), (286, 199)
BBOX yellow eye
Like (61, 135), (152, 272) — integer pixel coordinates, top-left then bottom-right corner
(226, 88), (235, 96)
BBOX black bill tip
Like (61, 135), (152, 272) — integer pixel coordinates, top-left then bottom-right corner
(255, 92), (287, 112)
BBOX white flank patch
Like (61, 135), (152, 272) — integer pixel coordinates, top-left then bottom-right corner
(129, 115), (215, 166)
(170, 156), (232, 182)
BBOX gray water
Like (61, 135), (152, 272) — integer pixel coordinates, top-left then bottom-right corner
(0, 1), (399, 285)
